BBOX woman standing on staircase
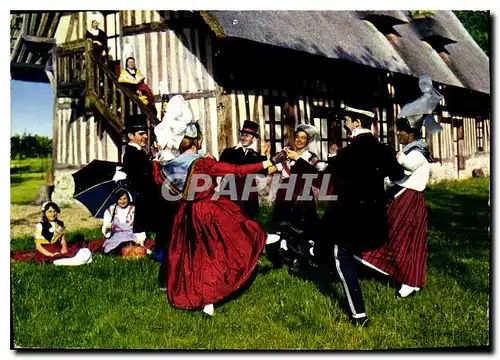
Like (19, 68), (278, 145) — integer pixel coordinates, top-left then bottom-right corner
(118, 57), (156, 115)
(86, 18), (108, 62)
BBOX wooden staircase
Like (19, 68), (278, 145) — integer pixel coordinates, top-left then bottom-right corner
(56, 39), (161, 151)
(11, 12), (61, 83)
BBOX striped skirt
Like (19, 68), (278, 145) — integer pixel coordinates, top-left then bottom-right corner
(362, 188), (428, 288)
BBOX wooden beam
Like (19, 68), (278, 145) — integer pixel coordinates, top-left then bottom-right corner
(11, 14), (29, 61)
(87, 92), (124, 135)
(58, 39), (87, 52)
(22, 34), (56, 44)
(28, 13), (38, 36)
(37, 13), (49, 37)
(74, 11), (80, 39)
(21, 13), (29, 33)
(51, 92), (59, 169)
(153, 90), (216, 103)
(65, 13), (78, 42)
(119, 11), (124, 66)
(130, 10), (136, 26)
(11, 36), (23, 61)
(47, 12), (60, 38)
(16, 43), (27, 63)
(122, 21), (169, 35)
(25, 51), (33, 63)
(54, 164), (81, 171)
(83, 11), (87, 39)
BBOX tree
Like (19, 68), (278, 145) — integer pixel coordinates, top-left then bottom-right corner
(453, 11), (489, 55)
(10, 133), (52, 159)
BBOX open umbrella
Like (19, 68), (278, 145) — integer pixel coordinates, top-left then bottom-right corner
(72, 160), (135, 218)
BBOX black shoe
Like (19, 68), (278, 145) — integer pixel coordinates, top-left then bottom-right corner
(350, 316), (370, 327)
(297, 242), (319, 268)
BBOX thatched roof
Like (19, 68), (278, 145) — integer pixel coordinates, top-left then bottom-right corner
(409, 10), (490, 94)
(387, 14), (464, 88)
(205, 10), (489, 95)
(207, 11), (412, 75)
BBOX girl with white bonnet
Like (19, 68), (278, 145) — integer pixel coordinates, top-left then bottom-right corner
(101, 188), (150, 256)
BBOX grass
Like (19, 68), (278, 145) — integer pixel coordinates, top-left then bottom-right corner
(10, 172), (47, 205)
(10, 177), (490, 350)
(10, 157), (51, 205)
(10, 157), (52, 174)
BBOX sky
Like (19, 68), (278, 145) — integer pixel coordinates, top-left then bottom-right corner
(10, 80), (53, 138)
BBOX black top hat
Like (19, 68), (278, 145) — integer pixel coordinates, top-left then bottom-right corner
(239, 120), (260, 138)
(124, 114), (148, 134)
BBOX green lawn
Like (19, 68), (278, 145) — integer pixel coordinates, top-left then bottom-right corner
(10, 172), (47, 205)
(10, 177), (491, 350)
(10, 157), (52, 205)
(11, 157), (52, 174)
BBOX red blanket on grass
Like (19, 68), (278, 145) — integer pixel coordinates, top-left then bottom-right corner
(11, 239), (155, 263)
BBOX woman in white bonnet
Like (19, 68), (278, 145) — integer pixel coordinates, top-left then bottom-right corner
(151, 95), (286, 316)
(86, 17), (107, 61)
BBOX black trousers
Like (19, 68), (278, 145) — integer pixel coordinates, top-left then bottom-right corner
(333, 245), (366, 318)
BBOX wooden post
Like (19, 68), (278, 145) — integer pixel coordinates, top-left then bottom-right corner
(52, 51), (59, 178)
(120, 90), (126, 124)
(85, 40), (95, 93)
(216, 86), (233, 153)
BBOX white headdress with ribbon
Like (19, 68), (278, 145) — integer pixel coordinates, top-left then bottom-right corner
(154, 95), (198, 163)
(41, 201), (50, 211)
(296, 123), (320, 155)
(398, 75), (444, 133)
(88, 16), (100, 36)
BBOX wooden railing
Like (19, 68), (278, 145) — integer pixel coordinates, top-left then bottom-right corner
(56, 39), (87, 97)
(56, 39), (161, 150)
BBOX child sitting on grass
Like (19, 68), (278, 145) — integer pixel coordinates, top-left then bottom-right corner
(33, 202), (91, 265)
(101, 188), (151, 258)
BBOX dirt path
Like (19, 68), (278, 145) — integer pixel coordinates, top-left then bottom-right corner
(10, 203), (102, 239)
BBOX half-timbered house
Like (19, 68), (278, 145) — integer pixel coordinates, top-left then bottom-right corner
(10, 10), (490, 204)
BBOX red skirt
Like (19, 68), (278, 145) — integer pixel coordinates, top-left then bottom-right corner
(32, 243), (82, 264)
(166, 197), (267, 309)
(362, 189), (428, 288)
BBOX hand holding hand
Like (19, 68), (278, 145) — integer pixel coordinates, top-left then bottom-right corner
(285, 148), (300, 161)
(262, 141), (271, 157)
(271, 150), (287, 165)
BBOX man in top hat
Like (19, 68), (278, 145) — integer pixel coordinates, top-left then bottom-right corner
(122, 114), (173, 289)
(287, 106), (405, 327)
(219, 120), (268, 219)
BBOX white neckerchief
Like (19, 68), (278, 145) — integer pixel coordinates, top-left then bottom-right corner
(235, 140), (258, 155)
(127, 68), (137, 75)
(49, 220), (57, 233)
(88, 28), (99, 36)
(351, 128), (373, 138)
(128, 142), (142, 151)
